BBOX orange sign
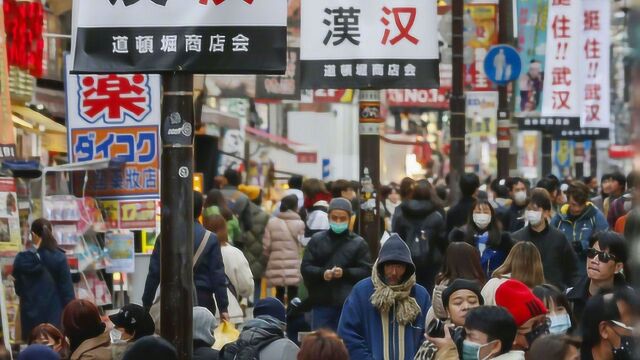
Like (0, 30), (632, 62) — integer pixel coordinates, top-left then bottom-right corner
(70, 126), (159, 198)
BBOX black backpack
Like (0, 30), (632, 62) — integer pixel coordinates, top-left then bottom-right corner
(219, 324), (283, 360)
(405, 212), (443, 264)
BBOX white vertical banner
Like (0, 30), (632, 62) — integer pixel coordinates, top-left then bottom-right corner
(580, 0), (610, 129)
(541, 0), (582, 119)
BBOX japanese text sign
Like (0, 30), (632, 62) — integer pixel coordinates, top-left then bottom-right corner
(66, 63), (161, 200)
(579, 0), (610, 129)
(541, 0), (581, 119)
(71, 0), (287, 74)
(300, 0), (439, 89)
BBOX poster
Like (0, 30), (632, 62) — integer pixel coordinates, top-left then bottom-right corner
(66, 62), (161, 200)
(119, 200), (156, 230)
(465, 92), (498, 176)
(255, 48), (301, 100)
(515, 0), (547, 117)
(0, 178), (20, 253)
(300, 0), (439, 89)
(218, 99), (249, 174)
(519, 131), (540, 179)
(579, 0), (610, 130)
(463, 4), (499, 91)
(71, 0), (287, 74)
(0, 10), (15, 159)
(105, 232), (135, 274)
(541, 0), (581, 120)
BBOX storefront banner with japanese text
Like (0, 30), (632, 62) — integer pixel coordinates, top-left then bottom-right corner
(71, 0), (287, 74)
(0, 178), (21, 253)
(0, 10), (15, 159)
(579, 0), (610, 130)
(541, 0), (581, 120)
(255, 48), (301, 100)
(300, 0), (439, 89)
(385, 89), (448, 109)
(66, 63), (161, 200)
(515, 0), (547, 117)
(105, 232), (135, 273)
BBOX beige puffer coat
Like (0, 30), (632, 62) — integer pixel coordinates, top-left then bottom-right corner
(263, 211), (305, 287)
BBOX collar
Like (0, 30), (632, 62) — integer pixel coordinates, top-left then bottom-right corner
(527, 222), (549, 236)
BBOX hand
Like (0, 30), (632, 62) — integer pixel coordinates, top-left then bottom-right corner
(324, 270), (334, 281)
(333, 267), (343, 279)
(426, 325), (455, 351)
(221, 312), (230, 322)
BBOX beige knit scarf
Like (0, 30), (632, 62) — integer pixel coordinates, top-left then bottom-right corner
(370, 260), (422, 325)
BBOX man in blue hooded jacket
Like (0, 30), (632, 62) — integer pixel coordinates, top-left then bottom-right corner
(338, 233), (431, 360)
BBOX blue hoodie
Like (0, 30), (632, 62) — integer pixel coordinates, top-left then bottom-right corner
(338, 234), (431, 360)
(550, 203), (608, 251)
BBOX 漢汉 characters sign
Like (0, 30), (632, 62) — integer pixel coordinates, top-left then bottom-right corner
(66, 62), (161, 200)
(300, 0), (439, 89)
(71, 0), (287, 74)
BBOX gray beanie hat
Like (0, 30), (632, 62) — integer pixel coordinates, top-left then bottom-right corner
(193, 307), (217, 346)
(329, 197), (353, 216)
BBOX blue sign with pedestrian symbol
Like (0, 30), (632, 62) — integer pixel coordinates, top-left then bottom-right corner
(484, 45), (522, 86)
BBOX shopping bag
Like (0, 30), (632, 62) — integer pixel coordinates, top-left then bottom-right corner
(213, 320), (240, 350)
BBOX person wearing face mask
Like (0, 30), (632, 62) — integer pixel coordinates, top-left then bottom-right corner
(501, 178), (529, 233)
(551, 181), (609, 276)
(512, 188), (579, 290)
(109, 304), (155, 342)
(457, 200), (513, 279)
(493, 279), (550, 353)
(338, 234), (430, 360)
(416, 279), (484, 360)
(580, 288), (640, 360)
(301, 198), (372, 331)
(533, 284), (576, 336)
(566, 232), (630, 328)
(428, 306), (522, 360)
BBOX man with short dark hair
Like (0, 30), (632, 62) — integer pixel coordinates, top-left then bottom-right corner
(502, 177), (529, 233)
(580, 288), (640, 360)
(536, 177), (563, 217)
(446, 173), (480, 234)
(607, 171), (636, 228)
(428, 306), (523, 359)
(143, 191), (229, 321)
(331, 179), (357, 200)
(512, 188), (579, 289)
(551, 181), (608, 273)
(603, 172), (626, 218)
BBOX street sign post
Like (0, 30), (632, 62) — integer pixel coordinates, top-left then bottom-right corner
(483, 45), (522, 86)
(484, 44), (520, 178)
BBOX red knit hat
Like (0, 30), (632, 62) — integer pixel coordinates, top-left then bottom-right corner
(495, 279), (548, 327)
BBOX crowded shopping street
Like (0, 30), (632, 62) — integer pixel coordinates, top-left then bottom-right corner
(1, 0), (640, 359)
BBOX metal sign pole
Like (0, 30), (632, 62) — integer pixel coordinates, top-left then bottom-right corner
(160, 73), (194, 360)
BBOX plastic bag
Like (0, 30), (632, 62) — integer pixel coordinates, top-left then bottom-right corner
(213, 320), (240, 350)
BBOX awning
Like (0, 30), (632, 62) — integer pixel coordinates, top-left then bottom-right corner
(11, 105), (66, 134)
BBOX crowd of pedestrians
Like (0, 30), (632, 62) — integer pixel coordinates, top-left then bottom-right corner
(9, 169), (640, 360)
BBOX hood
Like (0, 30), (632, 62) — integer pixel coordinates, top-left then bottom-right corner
(122, 336), (178, 360)
(13, 251), (44, 275)
(376, 233), (415, 280)
(193, 307), (217, 346)
(559, 202), (597, 220)
(399, 199), (437, 218)
(242, 316), (285, 337)
(277, 210), (302, 221)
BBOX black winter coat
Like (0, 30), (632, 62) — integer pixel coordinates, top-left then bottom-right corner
(301, 230), (372, 307)
(567, 274), (629, 329)
(392, 199), (446, 291)
(512, 223), (580, 290)
(445, 196), (475, 234)
(13, 247), (75, 340)
(194, 340), (219, 360)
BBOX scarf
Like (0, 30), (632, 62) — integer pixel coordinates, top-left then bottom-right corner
(370, 260), (421, 326)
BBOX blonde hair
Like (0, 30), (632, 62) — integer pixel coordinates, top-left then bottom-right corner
(492, 242), (545, 288)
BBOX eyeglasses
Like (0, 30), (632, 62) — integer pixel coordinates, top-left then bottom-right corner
(586, 248), (617, 263)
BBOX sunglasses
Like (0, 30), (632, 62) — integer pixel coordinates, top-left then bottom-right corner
(586, 248), (617, 263)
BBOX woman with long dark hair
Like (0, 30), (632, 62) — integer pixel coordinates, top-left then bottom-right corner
(457, 199), (513, 279)
(13, 218), (75, 340)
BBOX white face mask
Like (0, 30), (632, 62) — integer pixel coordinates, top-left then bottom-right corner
(525, 210), (543, 226)
(473, 213), (492, 230)
(514, 191), (528, 205)
(548, 313), (572, 335)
